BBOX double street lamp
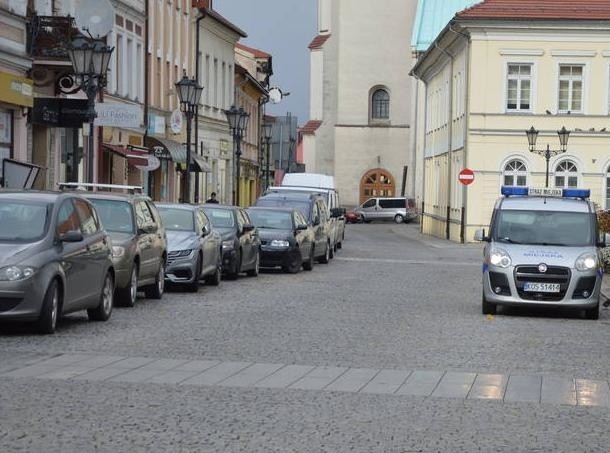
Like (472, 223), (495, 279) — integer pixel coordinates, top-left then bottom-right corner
(175, 75), (203, 204)
(67, 37), (114, 185)
(526, 126), (571, 188)
(225, 106), (250, 206)
(262, 122), (273, 190)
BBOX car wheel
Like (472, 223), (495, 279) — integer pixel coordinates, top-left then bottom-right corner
(329, 241), (335, 259)
(226, 250), (241, 280)
(117, 264), (138, 307)
(283, 250), (302, 274)
(481, 293), (496, 315)
(318, 242), (330, 264)
(584, 302), (600, 320)
(88, 272), (114, 322)
(246, 251), (260, 277)
(337, 240), (342, 250)
(394, 214), (405, 224)
(362, 216), (371, 223)
(187, 255), (202, 292)
(37, 280), (60, 335)
(303, 247), (314, 271)
(206, 259), (222, 286)
(145, 260), (165, 299)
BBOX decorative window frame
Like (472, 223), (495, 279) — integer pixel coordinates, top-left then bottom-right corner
(500, 156), (530, 187)
(554, 60), (590, 115)
(552, 156), (582, 188)
(503, 61), (536, 114)
(369, 85), (391, 125)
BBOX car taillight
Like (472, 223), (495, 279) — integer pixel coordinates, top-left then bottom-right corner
(407, 198), (415, 209)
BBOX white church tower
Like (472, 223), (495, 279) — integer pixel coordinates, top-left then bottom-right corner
(302, 0), (418, 206)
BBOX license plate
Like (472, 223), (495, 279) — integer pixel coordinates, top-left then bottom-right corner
(523, 282), (560, 293)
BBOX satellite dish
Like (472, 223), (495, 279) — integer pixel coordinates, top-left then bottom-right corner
(268, 87), (283, 104)
(75, 0), (115, 38)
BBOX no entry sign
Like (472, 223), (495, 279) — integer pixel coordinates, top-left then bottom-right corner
(458, 168), (475, 186)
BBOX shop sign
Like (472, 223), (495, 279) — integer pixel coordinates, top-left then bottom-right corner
(95, 103), (142, 128)
(32, 98), (89, 127)
(135, 155), (161, 172)
(148, 113), (166, 135)
(151, 145), (171, 160)
(0, 72), (33, 107)
(170, 109), (183, 134)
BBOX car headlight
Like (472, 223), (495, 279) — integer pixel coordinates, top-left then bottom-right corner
(173, 249), (193, 257)
(222, 240), (235, 250)
(489, 248), (512, 268)
(575, 252), (598, 272)
(270, 240), (290, 248)
(0, 265), (36, 281)
(112, 246), (125, 258)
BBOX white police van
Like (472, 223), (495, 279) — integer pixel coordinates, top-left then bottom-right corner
(475, 187), (605, 319)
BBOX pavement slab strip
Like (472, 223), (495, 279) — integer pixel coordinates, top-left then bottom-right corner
(180, 362), (252, 386)
(288, 366), (349, 390)
(504, 375), (542, 403)
(146, 370), (203, 385)
(218, 363), (285, 388)
(431, 372), (477, 399)
(71, 367), (136, 382)
(171, 360), (221, 373)
(108, 359), (191, 383)
(541, 376), (577, 406)
(468, 374), (508, 400)
(325, 368), (380, 393)
(34, 353), (91, 367)
(103, 357), (159, 369)
(253, 365), (316, 389)
(395, 370), (444, 396)
(0, 364), (59, 378)
(576, 379), (610, 406)
(360, 369), (412, 394)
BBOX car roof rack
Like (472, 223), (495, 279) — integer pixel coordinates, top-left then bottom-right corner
(57, 182), (144, 194)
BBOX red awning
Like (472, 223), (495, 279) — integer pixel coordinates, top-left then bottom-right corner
(103, 143), (149, 167)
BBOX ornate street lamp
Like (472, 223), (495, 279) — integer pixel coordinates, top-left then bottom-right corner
(262, 122), (273, 190)
(225, 106), (250, 206)
(175, 75), (203, 203)
(68, 37), (114, 186)
(525, 126), (571, 188)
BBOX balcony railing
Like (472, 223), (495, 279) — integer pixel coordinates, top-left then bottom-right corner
(27, 15), (78, 60)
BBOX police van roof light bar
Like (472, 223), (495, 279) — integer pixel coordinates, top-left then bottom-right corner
(501, 186), (590, 199)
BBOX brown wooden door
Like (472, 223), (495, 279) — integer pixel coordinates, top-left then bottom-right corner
(359, 168), (395, 205)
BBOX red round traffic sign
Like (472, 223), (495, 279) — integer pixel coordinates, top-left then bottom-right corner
(458, 168), (475, 186)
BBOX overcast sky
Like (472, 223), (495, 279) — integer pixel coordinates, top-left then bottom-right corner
(214, 0), (317, 126)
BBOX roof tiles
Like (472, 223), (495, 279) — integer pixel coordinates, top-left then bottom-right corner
(308, 34), (331, 50)
(458, 0), (610, 20)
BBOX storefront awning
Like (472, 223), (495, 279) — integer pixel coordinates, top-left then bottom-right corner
(144, 136), (186, 163)
(192, 155), (212, 173)
(103, 143), (149, 167)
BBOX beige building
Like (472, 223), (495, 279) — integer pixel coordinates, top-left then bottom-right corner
(304, 0), (419, 207)
(411, 0), (610, 242)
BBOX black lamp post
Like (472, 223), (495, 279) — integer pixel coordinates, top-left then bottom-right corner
(526, 126), (571, 188)
(225, 106), (249, 206)
(67, 37), (113, 185)
(175, 75), (203, 204)
(262, 122), (273, 190)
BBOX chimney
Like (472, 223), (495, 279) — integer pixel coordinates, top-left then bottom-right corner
(192, 0), (211, 8)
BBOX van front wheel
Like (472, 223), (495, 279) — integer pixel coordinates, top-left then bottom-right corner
(394, 214), (404, 224)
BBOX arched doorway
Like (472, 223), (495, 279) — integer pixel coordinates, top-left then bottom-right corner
(359, 168), (395, 205)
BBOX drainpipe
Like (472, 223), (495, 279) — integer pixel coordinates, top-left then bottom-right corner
(434, 41), (454, 241)
(144, 0), (151, 196)
(194, 12), (206, 203)
(410, 70), (428, 235)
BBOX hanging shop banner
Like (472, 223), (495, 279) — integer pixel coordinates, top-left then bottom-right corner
(147, 113), (166, 135)
(95, 103), (142, 128)
(0, 72), (33, 107)
(31, 98), (89, 127)
(170, 109), (183, 134)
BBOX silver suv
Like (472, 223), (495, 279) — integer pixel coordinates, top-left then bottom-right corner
(355, 197), (417, 224)
(475, 187), (604, 319)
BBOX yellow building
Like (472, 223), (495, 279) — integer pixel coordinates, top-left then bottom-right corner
(411, 0), (610, 242)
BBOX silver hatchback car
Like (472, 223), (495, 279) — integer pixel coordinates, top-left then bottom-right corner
(0, 191), (115, 334)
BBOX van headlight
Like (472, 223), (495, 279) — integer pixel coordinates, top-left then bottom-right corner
(489, 249), (512, 268)
(575, 252), (598, 271)
(270, 240), (290, 248)
(112, 246), (125, 258)
(222, 240), (234, 250)
(0, 266), (36, 281)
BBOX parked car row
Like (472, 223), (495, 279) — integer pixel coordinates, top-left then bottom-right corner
(0, 180), (349, 334)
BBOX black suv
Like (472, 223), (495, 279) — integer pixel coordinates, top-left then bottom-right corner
(78, 189), (168, 307)
(255, 193), (333, 264)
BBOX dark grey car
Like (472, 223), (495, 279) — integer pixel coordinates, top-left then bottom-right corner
(85, 193), (167, 307)
(157, 204), (222, 292)
(0, 191), (115, 334)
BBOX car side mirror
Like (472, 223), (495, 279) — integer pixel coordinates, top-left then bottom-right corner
(331, 208), (343, 218)
(474, 229), (489, 242)
(59, 230), (84, 243)
(296, 224), (308, 231)
(313, 217), (320, 226)
(202, 224), (211, 236)
(242, 223), (255, 233)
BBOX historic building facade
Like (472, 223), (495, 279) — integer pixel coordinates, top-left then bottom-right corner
(304, 0), (419, 207)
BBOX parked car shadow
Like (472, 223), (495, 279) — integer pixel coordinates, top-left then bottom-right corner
(497, 304), (600, 320)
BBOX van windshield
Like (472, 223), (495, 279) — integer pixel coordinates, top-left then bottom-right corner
(256, 199), (311, 221)
(493, 210), (593, 247)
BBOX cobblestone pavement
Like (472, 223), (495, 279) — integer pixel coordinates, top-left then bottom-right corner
(1, 223), (610, 452)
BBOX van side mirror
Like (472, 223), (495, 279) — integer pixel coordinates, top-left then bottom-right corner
(313, 216), (321, 226)
(474, 229), (489, 242)
(59, 230), (84, 243)
(202, 224), (211, 236)
(330, 208), (342, 218)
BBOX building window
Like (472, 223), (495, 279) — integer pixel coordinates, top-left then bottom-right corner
(606, 166), (610, 209)
(371, 89), (390, 120)
(558, 65), (583, 113)
(555, 160), (578, 188)
(506, 64), (532, 111)
(116, 34), (123, 94)
(0, 109), (13, 162)
(503, 159), (528, 186)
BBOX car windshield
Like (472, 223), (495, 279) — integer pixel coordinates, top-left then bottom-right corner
(493, 210), (593, 247)
(158, 208), (195, 231)
(90, 199), (134, 233)
(248, 210), (293, 230)
(256, 199), (311, 221)
(0, 200), (49, 242)
(204, 208), (235, 228)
